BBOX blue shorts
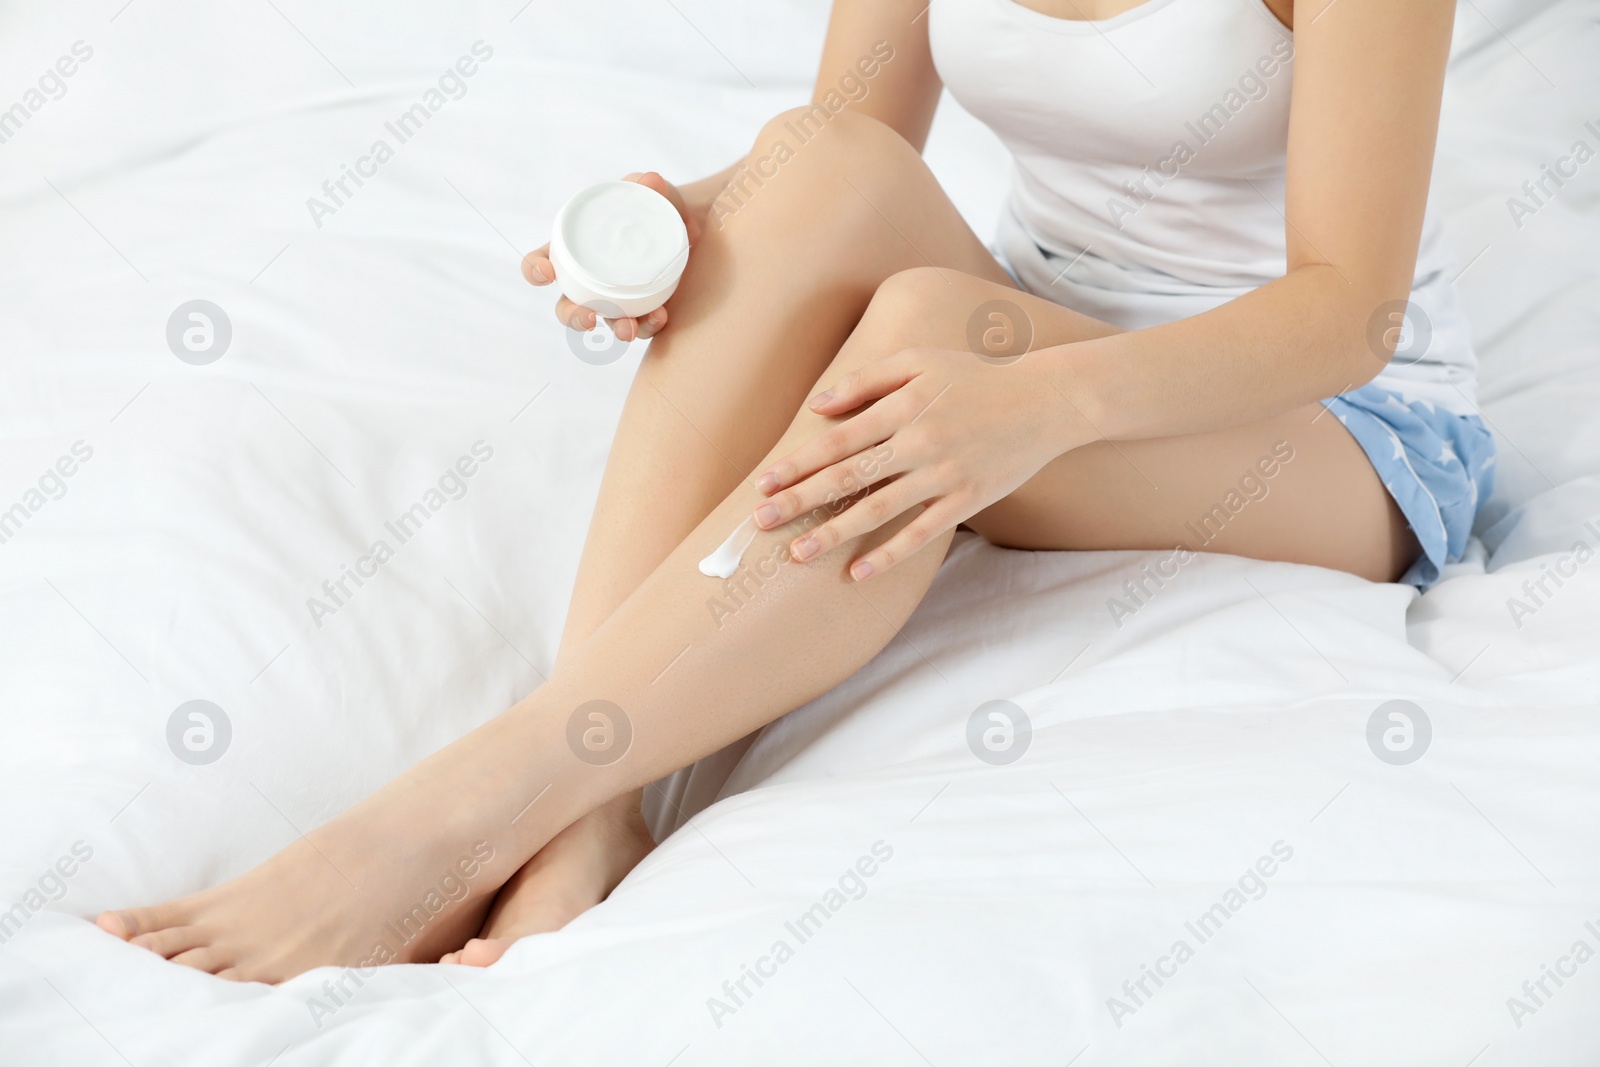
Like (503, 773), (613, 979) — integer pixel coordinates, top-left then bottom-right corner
(1321, 384), (1497, 590)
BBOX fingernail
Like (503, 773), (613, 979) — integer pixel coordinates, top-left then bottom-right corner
(793, 535), (820, 561)
(850, 559), (875, 581)
(811, 389), (834, 407)
(530, 261), (550, 282)
(755, 503), (780, 527)
(757, 472), (780, 494)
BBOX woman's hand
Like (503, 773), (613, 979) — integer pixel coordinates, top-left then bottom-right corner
(522, 171), (705, 342)
(751, 348), (1095, 580)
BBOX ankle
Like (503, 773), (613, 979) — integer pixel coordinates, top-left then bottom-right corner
(591, 791), (653, 851)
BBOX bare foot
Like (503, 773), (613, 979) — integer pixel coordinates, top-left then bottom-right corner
(95, 787), (522, 982)
(441, 793), (653, 967)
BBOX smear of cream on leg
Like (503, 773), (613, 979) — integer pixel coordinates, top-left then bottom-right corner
(698, 515), (760, 579)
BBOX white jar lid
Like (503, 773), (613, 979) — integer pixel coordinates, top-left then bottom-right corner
(551, 182), (690, 299)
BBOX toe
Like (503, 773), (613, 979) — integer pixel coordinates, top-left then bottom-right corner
(94, 911), (131, 939)
(214, 967), (266, 984)
(169, 946), (232, 975)
(97, 902), (185, 941)
(459, 938), (511, 968)
(130, 925), (207, 959)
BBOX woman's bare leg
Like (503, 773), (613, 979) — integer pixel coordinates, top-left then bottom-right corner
(94, 252), (1412, 982)
(93, 110), (1017, 979)
(458, 107), (1012, 962)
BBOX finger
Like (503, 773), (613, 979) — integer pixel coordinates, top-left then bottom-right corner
(756, 440), (907, 530)
(809, 353), (919, 415)
(756, 412), (898, 501)
(629, 171), (702, 246)
(849, 498), (965, 580)
(556, 296), (597, 331)
(635, 307), (669, 340)
(787, 472), (938, 563)
(604, 315), (642, 342)
(522, 245), (554, 285)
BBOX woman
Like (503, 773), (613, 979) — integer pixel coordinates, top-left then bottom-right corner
(97, 0), (1492, 980)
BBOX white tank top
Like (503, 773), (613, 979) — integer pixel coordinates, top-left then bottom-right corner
(929, 0), (1479, 412)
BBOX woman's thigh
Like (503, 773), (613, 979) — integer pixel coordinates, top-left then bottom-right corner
(972, 405), (1417, 582)
(823, 267), (1417, 583)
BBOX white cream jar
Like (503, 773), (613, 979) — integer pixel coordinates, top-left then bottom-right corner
(548, 181), (690, 320)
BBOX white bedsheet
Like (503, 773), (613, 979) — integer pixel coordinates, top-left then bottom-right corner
(1, 1), (1597, 1063)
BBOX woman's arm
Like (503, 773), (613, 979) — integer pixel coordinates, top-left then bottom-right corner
(752, 0), (1461, 577)
(811, 0), (942, 151)
(678, 0), (942, 216)
(1036, 0), (1457, 448)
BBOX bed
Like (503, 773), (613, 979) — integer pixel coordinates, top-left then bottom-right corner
(1, 0), (1596, 1063)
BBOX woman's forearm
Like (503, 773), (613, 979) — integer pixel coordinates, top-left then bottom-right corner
(1038, 265), (1405, 451)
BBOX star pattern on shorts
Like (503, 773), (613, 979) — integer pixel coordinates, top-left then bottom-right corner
(1392, 386), (1438, 413)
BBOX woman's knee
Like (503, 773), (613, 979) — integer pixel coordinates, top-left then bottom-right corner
(755, 105), (917, 171)
(712, 108), (920, 226)
(865, 266), (1119, 356)
(801, 269), (963, 396)
(855, 267), (984, 350)
(871, 266), (955, 315)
